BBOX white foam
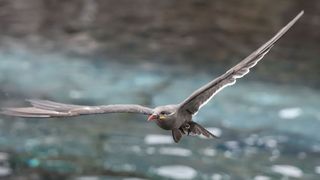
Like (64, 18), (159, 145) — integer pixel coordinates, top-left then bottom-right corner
(205, 127), (222, 137)
(315, 166), (320, 174)
(211, 173), (222, 180)
(0, 152), (9, 161)
(245, 134), (259, 146)
(278, 107), (302, 119)
(122, 164), (136, 171)
(269, 149), (280, 161)
(201, 148), (216, 156)
(76, 176), (99, 180)
(155, 165), (197, 179)
(225, 141), (239, 150)
(253, 175), (270, 180)
(265, 139), (277, 148)
(158, 147), (192, 157)
(144, 134), (174, 145)
(271, 165), (303, 178)
(0, 167), (12, 177)
(224, 151), (233, 158)
(130, 145), (142, 153)
(146, 147), (156, 155)
(312, 145), (320, 152)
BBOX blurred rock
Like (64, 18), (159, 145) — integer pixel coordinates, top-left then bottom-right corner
(0, 1), (318, 87)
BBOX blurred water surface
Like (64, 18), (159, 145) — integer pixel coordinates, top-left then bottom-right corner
(0, 51), (319, 180)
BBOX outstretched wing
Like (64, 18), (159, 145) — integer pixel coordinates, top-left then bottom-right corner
(179, 11), (303, 115)
(1, 99), (154, 117)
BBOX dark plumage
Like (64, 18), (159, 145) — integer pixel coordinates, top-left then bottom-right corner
(1, 11), (303, 143)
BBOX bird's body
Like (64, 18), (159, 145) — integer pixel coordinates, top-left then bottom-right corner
(1, 11), (304, 143)
(151, 104), (221, 142)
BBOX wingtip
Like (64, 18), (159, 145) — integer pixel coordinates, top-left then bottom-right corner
(0, 107), (13, 115)
(298, 10), (304, 17)
(0, 108), (23, 117)
(0, 107), (52, 118)
(0, 109), (7, 116)
(25, 98), (42, 105)
(290, 10), (304, 24)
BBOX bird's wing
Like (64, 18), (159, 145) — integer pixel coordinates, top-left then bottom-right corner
(1, 99), (154, 117)
(178, 11), (303, 115)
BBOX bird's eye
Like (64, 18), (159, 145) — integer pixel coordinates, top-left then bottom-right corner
(160, 111), (170, 115)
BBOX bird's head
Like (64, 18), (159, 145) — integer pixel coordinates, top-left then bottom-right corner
(147, 105), (177, 122)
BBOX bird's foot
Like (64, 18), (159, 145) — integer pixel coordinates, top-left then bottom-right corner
(179, 122), (192, 136)
(188, 121), (217, 138)
(179, 127), (186, 134)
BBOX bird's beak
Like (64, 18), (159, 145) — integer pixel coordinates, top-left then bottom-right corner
(147, 114), (158, 121)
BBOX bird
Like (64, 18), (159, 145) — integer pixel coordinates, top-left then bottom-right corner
(1, 11), (303, 143)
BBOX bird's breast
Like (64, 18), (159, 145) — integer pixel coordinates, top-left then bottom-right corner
(156, 113), (191, 130)
(155, 119), (176, 130)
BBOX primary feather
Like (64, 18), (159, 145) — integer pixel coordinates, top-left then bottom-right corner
(2, 99), (153, 117)
(179, 11), (304, 115)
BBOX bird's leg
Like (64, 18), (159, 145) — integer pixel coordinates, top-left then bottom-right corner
(188, 121), (217, 138)
(187, 121), (205, 136)
(180, 122), (191, 135)
(187, 123), (193, 135)
(179, 127), (186, 134)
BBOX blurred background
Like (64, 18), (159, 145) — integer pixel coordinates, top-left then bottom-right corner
(0, 0), (319, 179)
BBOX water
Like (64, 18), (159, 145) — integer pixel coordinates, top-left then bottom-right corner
(0, 51), (319, 179)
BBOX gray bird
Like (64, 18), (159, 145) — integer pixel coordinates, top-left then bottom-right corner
(1, 11), (303, 143)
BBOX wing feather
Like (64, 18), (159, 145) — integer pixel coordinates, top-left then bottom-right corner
(179, 11), (303, 115)
(1, 99), (153, 118)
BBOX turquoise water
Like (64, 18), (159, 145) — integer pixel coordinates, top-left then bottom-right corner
(0, 52), (319, 179)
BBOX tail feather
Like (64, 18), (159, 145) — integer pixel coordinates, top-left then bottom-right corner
(172, 122), (218, 143)
(189, 122), (217, 138)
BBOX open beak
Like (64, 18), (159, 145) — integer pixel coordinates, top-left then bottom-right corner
(147, 114), (158, 121)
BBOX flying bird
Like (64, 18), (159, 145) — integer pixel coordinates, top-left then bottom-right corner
(1, 11), (303, 143)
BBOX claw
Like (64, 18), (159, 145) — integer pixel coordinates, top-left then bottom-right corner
(185, 123), (190, 129)
(179, 127), (186, 134)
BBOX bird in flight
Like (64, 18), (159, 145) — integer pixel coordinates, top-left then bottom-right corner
(1, 11), (303, 143)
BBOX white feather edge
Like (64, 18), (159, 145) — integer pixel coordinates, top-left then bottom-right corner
(193, 49), (268, 116)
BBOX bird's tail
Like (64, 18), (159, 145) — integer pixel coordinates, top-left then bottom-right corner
(189, 122), (217, 138)
(171, 122), (217, 143)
